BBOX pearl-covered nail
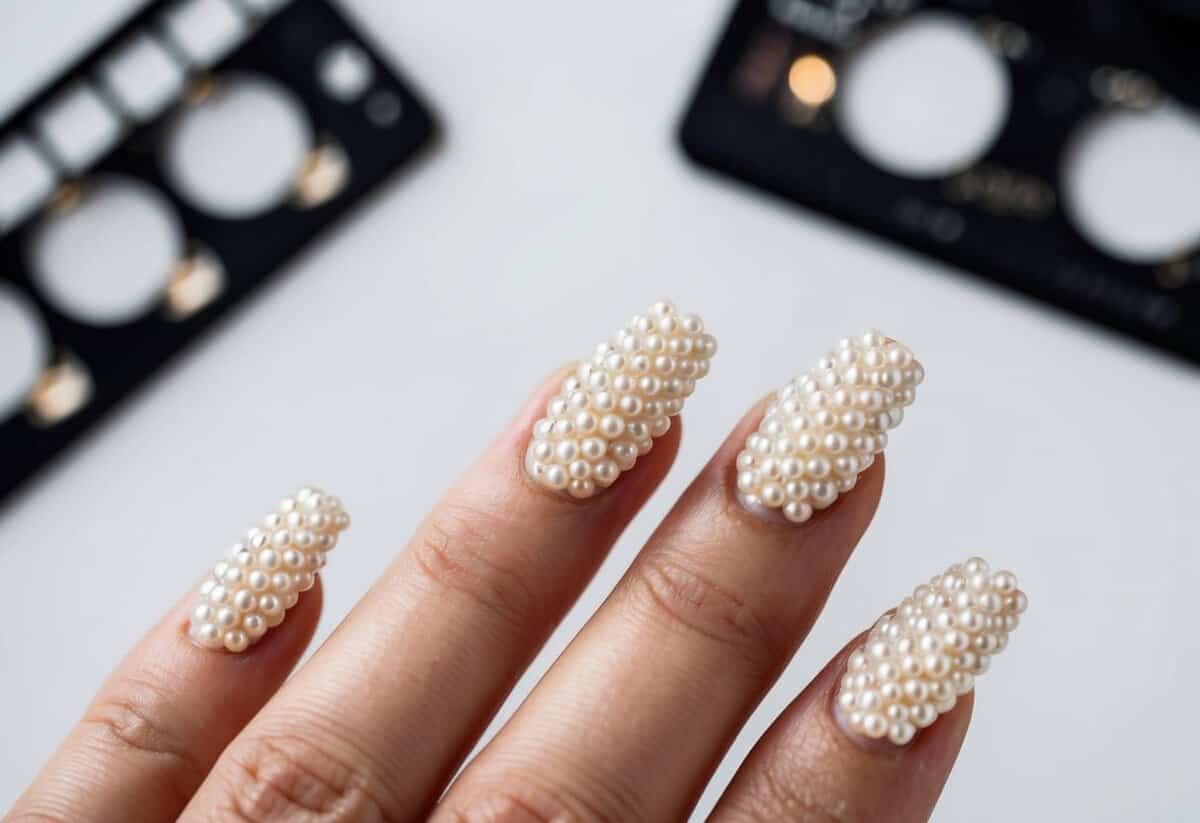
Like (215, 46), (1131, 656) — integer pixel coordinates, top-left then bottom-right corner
(187, 487), (349, 653)
(735, 329), (923, 523)
(525, 300), (717, 499)
(835, 557), (1027, 746)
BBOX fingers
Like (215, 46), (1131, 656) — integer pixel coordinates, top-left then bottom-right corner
(710, 558), (1027, 823)
(8, 488), (334, 823)
(438, 331), (923, 821)
(180, 300), (715, 821)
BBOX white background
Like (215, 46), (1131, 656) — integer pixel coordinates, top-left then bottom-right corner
(2, 2), (1199, 820)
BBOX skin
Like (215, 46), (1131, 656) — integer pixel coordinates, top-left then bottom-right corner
(10, 371), (973, 823)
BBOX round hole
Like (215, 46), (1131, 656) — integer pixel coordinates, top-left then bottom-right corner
(1062, 102), (1200, 263)
(365, 90), (402, 127)
(836, 12), (1011, 178)
(318, 42), (374, 103)
(163, 74), (312, 218)
(0, 284), (48, 417)
(29, 176), (183, 325)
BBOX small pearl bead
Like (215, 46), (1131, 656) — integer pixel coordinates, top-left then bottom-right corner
(861, 714), (888, 738)
(760, 483), (785, 507)
(600, 415), (625, 439)
(194, 623), (221, 647)
(543, 465), (568, 489)
(594, 459), (619, 486)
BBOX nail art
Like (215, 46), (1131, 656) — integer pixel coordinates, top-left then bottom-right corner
(735, 329), (922, 523)
(836, 558), (1027, 746)
(188, 487), (349, 652)
(525, 300), (717, 499)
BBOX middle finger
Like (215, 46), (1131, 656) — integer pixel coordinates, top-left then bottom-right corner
(439, 330), (924, 821)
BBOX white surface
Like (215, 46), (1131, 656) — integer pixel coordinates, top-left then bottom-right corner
(1, 2), (1199, 820)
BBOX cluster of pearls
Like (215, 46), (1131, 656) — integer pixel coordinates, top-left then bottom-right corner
(188, 487), (349, 653)
(526, 300), (716, 498)
(736, 330), (923, 523)
(837, 558), (1027, 745)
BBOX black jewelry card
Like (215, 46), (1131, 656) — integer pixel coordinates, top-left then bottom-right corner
(680, 0), (1200, 364)
(0, 0), (436, 506)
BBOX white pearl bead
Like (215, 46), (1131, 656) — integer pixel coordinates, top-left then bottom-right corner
(837, 559), (1026, 745)
(193, 622), (221, 648)
(736, 331), (922, 521)
(525, 301), (715, 499)
(187, 487), (349, 653)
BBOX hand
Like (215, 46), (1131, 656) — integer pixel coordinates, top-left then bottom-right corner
(9, 309), (1024, 822)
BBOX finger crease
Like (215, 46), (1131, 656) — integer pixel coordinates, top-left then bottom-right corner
(82, 675), (207, 803)
(630, 554), (783, 672)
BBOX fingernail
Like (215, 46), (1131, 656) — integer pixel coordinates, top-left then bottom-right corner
(525, 299), (717, 499)
(835, 557), (1027, 746)
(188, 487), (349, 652)
(735, 329), (923, 523)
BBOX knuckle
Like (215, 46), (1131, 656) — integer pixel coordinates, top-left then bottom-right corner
(443, 778), (629, 823)
(82, 675), (206, 798)
(630, 553), (784, 671)
(410, 501), (544, 632)
(215, 733), (384, 822)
